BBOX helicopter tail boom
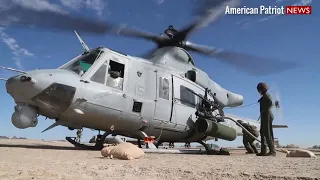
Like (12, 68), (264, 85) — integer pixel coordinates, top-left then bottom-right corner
(192, 68), (244, 107)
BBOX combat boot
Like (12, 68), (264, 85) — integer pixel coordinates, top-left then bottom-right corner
(256, 152), (268, 156)
(267, 141), (276, 156)
(267, 151), (276, 156)
(267, 146), (276, 156)
(256, 146), (268, 156)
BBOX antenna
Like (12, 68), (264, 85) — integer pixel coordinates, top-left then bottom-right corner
(0, 66), (26, 74)
(74, 30), (90, 52)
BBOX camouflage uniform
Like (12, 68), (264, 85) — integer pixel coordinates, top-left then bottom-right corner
(257, 92), (276, 156)
(76, 129), (83, 142)
(240, 122), (259, 154)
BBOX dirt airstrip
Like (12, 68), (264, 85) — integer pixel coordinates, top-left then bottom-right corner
(0, 139), (319, 180)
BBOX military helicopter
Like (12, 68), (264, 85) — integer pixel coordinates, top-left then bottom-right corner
(0, 0), (291, 153)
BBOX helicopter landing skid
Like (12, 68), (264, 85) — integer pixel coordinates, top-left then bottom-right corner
(66, 137), (102, 150)
(198, 140), (230, 155)
(66, 132), (110, 150)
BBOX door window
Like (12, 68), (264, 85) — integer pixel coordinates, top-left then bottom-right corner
(106, 60), (125, 91)
(180, 85), (196, 108)
(159, 77), (169, 100)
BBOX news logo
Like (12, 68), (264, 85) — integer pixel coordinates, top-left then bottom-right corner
(286, 6), (312, 14)
(225, 5), (312, 15)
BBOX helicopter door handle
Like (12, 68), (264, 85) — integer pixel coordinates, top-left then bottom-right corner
(80, 80), (89, 83)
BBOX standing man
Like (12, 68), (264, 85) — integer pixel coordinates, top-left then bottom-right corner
(76, 128), (83, 143)
(256, 82), (276, 156)
(237, 120), (259, 154)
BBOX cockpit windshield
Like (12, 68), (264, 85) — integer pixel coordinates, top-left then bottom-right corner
(63, 48), (104, 76)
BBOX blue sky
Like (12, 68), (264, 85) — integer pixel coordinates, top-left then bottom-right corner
(0, 0), (318, 148)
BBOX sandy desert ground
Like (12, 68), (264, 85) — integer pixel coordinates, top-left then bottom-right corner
(0, 139), (319, 180)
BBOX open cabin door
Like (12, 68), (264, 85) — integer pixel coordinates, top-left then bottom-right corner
(171, 75), (203, 129)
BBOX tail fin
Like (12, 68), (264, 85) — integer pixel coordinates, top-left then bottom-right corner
(74, 30), (90, 52)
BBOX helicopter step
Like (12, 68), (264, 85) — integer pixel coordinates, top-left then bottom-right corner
(66, 137), (100, 150)
(66, 132), (114, 150)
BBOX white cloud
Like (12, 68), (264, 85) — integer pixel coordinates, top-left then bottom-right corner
(275, 0), (287, 3)
(0, 0), (108, 69)
(236, 18), (250, 25)
(292, 0), (312, 6)
(0, 30), (33, 69)
(276, 0), (311, 4)
(12, 0), (67, 14)
(59, 0), (84, 9)
(258, 14), (281, 22)
(0, 0), (67, 27)
(0, 1), (10, 12)
(59, 0), (106, 16)
(154, 0), (165, 5)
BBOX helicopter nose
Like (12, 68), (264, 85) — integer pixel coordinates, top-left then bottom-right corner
(6, 75), (20, 94)
(6, 75), (36, 92)
(6, 74), (38, 104)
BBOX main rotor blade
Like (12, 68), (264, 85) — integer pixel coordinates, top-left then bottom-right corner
(174, 0), (241, 41)
(184, 42), (300, 76)
(0, 2), (167, 45)
(184, 41), (220, 54)
(106, 24), (169, 45)
(0, 4), (111, 34)
(214, 50), (299, 75)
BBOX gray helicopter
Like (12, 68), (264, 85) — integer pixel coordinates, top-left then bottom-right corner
(0, 0), (291, 152)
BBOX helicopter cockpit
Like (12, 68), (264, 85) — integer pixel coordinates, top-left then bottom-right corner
(61, 47), (104, 76)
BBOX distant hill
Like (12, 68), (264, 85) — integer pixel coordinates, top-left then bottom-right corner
(11, 136), (27, 139)
(0, 136), (27, 139)
(0, 136), (9, 139)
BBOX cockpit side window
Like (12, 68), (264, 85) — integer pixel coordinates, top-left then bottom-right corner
(90, 63), (107, 84)
(64, 49), (104, 76)
(106, 60), (125, 91)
